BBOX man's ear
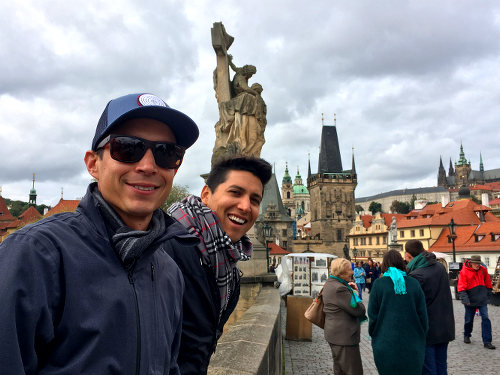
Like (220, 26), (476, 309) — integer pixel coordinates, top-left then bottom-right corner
(200, 185), (212, 206)
(84, 150), (100, 180)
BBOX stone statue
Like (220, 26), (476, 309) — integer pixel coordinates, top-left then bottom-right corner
(211, 22), (267, 165)
(388, 217), (397, 244)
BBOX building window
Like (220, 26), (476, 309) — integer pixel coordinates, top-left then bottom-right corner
(368, 237), (372, 245)
(361, 238), (366, 245)
(383, 236), (387, 244)
(286, 192), (290, 198)
(485, 257), (490, 266)
(475, 235), (484, 242)
(419, 229), (424, 236)
(354, 238), (358, 246)
(411, 230), (415, 237)
(400, 231), (405, 238)
(282, 241), (288, 249)
(376, 236), (380, 245)
(282, 229), (287, 237)
(337, 229), (342, 241)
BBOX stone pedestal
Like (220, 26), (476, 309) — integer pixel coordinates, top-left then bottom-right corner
(238, 225), (269, 277)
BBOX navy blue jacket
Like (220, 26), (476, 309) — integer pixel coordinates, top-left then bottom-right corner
(0, 187), (190, 374)
(164, 238), (240, 375)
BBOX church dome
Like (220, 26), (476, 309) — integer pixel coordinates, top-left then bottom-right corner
(293, 185), (309, 194)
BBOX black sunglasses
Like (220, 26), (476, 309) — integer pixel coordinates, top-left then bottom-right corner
(97, 135), (185, 169)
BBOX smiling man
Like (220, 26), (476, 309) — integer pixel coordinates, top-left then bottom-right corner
(167, 156), (272, 375)
(0, 93), (199, 374)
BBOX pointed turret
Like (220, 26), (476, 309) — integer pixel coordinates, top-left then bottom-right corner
(480, 153), (484, 172)
(351, 147), (356, 174)
(448, 158), (454, 176)
(282, 162), (292, 184)
(307, 153), (312, 179)
(438, 157), (447, 187)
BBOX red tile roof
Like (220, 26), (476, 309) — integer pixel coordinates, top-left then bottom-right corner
(484, 181), (500, 190)
(268, 243), (291, 255)
(18, 206), (42, 225)
(0, 196), (16, 222)
(398, 199), (498, 228)
(381, 213), (406, 227)
(470, 185), (492, 191)
(360, 215), (372, 228)
(490, 198), (500, 206)
(430, 222), (500, 253)
(44, 199), (80, 217)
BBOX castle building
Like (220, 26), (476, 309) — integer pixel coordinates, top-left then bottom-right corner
(438, 143), (500, 188)
(305, 119), (357, 257)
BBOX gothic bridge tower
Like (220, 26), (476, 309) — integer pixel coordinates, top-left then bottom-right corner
(308, 115), (357, 257)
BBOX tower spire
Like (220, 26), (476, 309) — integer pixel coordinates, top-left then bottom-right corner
(480, 152), (484, 172)
(351, 146), (356, 174)
(307, 153), (312, 179)
(29, 173), (37, 206)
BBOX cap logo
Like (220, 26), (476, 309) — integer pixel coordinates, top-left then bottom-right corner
(137, 94), (167, 107)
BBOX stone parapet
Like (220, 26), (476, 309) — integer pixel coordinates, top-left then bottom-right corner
(208, 287), (282, 375)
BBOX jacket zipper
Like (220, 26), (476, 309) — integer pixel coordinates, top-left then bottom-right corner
(128, 271), (141, 375)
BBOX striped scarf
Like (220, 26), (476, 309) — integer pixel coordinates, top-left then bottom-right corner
(91, 183), (166, 271)
(168, 195), (252, 319)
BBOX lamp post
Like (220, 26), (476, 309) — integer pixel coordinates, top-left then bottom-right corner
(263, 223), (272, 273)
(448, 218), (457, 263)
(353, 247), (358, 263)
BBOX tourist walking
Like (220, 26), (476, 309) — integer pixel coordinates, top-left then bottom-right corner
(405, 240), (455, 375)
(368, 250), (428, 375)
(323, 258), (367, 375)
(364, 259), (379, 293)
(353, 261), (366, 300)
(457, 255), (496, 350)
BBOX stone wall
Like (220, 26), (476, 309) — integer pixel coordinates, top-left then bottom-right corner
(208, 286), (282, 375)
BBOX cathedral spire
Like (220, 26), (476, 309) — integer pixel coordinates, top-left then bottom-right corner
(438, 156), (447, 187)
(448, 158), (454, 176)
(480, 152), (484, 172)
(282, 162), (292, 184)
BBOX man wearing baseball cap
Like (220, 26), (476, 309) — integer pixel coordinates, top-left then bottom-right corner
(457, 255), (496, 349)
(0, 93), (200, 373)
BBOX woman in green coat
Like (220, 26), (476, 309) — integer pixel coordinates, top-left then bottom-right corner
(368, 250), (428, 375)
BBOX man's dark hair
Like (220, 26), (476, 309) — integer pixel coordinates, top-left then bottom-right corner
(405, 239), (425, 258)
(381, 249), (406, 273)
(206, 156), (272, 192)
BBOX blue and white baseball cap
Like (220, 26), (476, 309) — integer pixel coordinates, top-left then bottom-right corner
(92, 93), (199, 150)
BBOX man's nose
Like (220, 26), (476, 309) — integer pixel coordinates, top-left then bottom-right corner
(136, 148), (158, 172)
(237, 196), (252, 212)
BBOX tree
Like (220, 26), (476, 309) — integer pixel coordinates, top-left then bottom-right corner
(368, 201), (382, 215)
(161, 184), (191, 211)
(390, 200), (411, 214)
(355, 204), (364, 214)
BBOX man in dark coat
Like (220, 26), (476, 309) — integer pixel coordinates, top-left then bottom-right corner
(405, 240), (455, 375)
(457, 255), (495, 350)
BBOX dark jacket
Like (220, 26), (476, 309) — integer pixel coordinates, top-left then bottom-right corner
(364, 264), (380, 283)
(407, 252), (455, 345)
(164, 237), (240, 375)
(322, 277), (366, 346)
(0, 187), (187, 375)
(457, 260), (493, 306)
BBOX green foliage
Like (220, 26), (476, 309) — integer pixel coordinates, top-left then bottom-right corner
(161, 184), (191, 211)
(355, 204), (364, 214)
(368, 201), (382, 215)
(3, 198), (51, 217)
(410, 194), (417, 210)
(390, 200), (411, 214)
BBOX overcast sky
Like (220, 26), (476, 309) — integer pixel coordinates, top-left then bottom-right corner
(1, 0), (500, 207)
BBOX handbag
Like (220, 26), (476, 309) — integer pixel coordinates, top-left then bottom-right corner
(304, 286), (325, 329)
(365, 277), (371, 283)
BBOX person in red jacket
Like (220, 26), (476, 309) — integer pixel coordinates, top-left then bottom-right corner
(457, 255), (495, 349)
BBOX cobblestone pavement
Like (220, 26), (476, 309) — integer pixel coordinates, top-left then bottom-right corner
(282, 289), (500, 374)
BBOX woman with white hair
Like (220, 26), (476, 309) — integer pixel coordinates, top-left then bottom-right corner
(323, 258), (367, 374)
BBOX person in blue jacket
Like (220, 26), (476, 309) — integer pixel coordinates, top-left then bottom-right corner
(0, 93), (199, 374)
(167, 155), (272, 374)
(353, 261), (366, 300)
